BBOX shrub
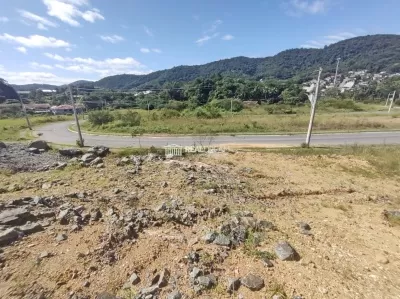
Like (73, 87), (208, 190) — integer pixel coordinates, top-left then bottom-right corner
(88, 110), (114, 126)
(120, 110), (141, 126)
(210, 99), (244, 112)
(165, 100), (188, 111)
(159, 109), (181, 119)
(320, 99), (363, 111)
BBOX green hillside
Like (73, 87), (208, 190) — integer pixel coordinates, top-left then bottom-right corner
(95, 34), (400, 89)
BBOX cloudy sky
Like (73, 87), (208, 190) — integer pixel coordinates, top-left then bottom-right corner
(0, 0), (398, 85)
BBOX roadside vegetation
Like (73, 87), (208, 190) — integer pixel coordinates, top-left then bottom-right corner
(80, 100), (400, 135)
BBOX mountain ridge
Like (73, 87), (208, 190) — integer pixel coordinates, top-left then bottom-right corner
(9, 34), (400, 91)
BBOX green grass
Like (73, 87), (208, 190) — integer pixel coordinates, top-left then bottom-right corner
(0, 115), (72, 141)
(79, 102), (400, 135)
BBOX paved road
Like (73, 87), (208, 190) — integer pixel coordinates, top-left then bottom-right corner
(36, 121), (400, 148)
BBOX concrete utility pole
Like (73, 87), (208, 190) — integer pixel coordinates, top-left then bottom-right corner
(388, 91), (396, 113)
(231, 98), (233, 116)
(333, 58), (341, 87)
(385, 92), (393, 107)
(68, 85), (84, 147)
(18, 95), (32, 130)
(305, 67), (323, 146)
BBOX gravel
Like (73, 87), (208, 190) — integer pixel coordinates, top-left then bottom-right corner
(0, 143), (67, 172)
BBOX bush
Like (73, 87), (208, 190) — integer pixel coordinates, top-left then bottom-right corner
(88, 110), (114, 126)
(210, 99), (244, 112)
(119, 110), (141, 126)
(185, 105), (222, 119)
(319, 99), (363, 111)
(165, 100), (188, 111)
(159, 109), (181, 119)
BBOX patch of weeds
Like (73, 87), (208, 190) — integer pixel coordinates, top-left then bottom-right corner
(253, 250), (277, 260)
(321, 202), (352, 212)
(383, 212), (400, 226)
(117, 288), (138, 299)
(113, 147), (165, 157)
(220, 160), (235, 166)
(243, 229), (276, 261)
(200, 252), (215, 266)
(268, 281), (288, 298)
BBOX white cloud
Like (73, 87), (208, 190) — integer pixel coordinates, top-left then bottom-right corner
(45, 53), (150, 77)
(285, 0), (329, 16)
(30, 62), (53, 69)
(222, 34), (234, 41)
(16, 47), (27, 54)
(140, 48), (150, 53)
(0, 17), (9, 23)
(100, 34), (124, 43)
(18, 10), (58, 30)
(0, 67), (82, 85)
(44, 52), (65, 61)
(301, 31), (361, 48)
(195, 32), (219, 45)
(42, 0), (104, 27)
(81, 8), (104, 23)
(206, 19), (222, 33)
(195, 19), (223, 45)
(144, 26), (154, 37)
(37, 23), (48, 30)
(0, 33), (70, 48)
(140, 48), (162, 54)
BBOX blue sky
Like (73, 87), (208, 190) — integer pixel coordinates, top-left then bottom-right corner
(0, 0), (399, 85)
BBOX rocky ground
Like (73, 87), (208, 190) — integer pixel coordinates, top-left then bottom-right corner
(0, 142), (399, 299)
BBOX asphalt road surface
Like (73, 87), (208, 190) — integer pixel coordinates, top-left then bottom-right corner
(35, 121), (400, 148)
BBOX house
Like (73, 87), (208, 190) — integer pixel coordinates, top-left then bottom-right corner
(51, 105), (84, 115)
(25, 103), (51, 114)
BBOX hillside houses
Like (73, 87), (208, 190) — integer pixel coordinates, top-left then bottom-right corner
(303, 70), (400, 95)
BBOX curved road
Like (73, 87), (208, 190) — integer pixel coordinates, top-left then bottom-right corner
(36, 121), (400, 148)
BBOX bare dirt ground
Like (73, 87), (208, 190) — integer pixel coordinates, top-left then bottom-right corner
(0, 148), (399, 299)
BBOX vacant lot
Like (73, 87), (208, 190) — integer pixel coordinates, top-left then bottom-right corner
(81, 103), (400, 135)
(0, 144), (399, 298)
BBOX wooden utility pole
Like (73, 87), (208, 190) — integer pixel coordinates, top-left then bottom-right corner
(68, 85), (84, 147)
(305, 67), (323, 146)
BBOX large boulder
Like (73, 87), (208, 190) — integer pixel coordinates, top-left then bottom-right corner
(59, 148), (83, 157)
(0, 208), (36, 226)
(87, 146), (110, 157)
(0, 228), (24, 246)
(81, 153), (96, 163)
(0, 141), (6, 149)
(28, 140), (50, 151)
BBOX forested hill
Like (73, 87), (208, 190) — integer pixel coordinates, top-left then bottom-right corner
(0, 79), (19, 100)
(95, 34), (400, 89)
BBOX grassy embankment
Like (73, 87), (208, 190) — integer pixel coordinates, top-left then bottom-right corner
(0, 115), (71, 141)
(80, 101), (400, 135)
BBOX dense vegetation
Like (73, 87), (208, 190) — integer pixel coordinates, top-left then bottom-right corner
(93, 35), (400, 89)
(0, 78), (19, 101)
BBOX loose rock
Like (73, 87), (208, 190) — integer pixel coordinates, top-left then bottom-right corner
(167, 290), (182, 299)
(240, 274), (264, 291)
(28, 140), (50, 151)
(202, 232), (217, 243)
(227, 277), (241, 292)
(213, 234), (231, 246)
(0, 228), (24, 246)
(56, 233), (68, 242)
(275, 241), (298, 261)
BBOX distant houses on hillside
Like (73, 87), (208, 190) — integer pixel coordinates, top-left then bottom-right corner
(24, 103), (84, 115)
